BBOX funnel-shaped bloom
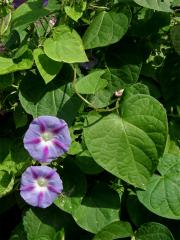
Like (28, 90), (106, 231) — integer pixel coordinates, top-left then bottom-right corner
(20, 166), (63, 208)
(23, 116), (71, 163)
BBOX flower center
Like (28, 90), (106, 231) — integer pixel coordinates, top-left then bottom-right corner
(41, 131), (54, 142)
(37, 177), (48, 187)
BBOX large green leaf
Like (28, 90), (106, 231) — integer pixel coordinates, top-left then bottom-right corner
(54, 160), (87, 215)
(44, 25), (88, 63)
(93, 221), (133, 240)
(0, 50), (33, 75)
(133, 0), (172, 12)
(83, 8), (131, 49)
(135, 222), (174, 240)
(72, 183), (120, 233)
(84, 94), (167, 188)
(137, 154), (180, 219)
(33, 48), (63, 84)
(75, 70), (107, 94)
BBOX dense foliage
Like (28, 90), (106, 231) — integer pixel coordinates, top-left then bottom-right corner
(0, 0), (180, 239)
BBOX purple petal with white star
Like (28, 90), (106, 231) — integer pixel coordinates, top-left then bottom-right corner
(23, 116), (71, 163)
(20, 166), (63, 208)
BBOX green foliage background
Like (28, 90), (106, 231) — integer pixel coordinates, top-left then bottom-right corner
(0, 0), (180, 239)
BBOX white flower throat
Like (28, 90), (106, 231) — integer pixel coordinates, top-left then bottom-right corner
(41, 131), (54, 142)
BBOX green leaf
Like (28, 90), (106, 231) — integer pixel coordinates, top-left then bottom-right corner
(135, 222), (174, 240)
(13, 104), (28, 128)
(10, 222), (27, 240)
(44, 25), (88, 63)
(105, 43), (142, 84)
(23, 209), (56, 240)
(0, 170), (14, 197)
(54, 159), (87, 215)
(64, 2), (86, 22)
(23, 207), (70, 240)
(133, 0), (172, 12)
(0, 138), (31, 174)
(83, 8), (132, 49)
(137, 154), (180, 219)
(33, 48), (63, 84)
(12, 1), (49, 31)
(19, 83), (81, 126)
(0, 50), (33, 75)
(75, 150), (103, 175)
(72, 183), (120, 233)
(171, 24), (180, 56)
(93, 221), (133, 240)
(0, 74), (13, 89)
(75, 70), (107, 94)
(84, 94), (167, 188)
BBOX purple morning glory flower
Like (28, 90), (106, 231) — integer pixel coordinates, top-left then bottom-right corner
(12, 0), (26, 9)
(13, 0), (48, 9)
(80, 56), (98, 70)
(23, 116), (71, 163)
(20, 166), (63, 208)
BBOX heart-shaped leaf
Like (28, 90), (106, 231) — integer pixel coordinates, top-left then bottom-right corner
(33, 48), (63, 84)
(44, 25), (88, 63)
(84, 94), (167, 188)
(83, 8), (132, 49)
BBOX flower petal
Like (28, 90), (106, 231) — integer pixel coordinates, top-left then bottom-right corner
(20, 166), (63, 208)
(23, 116), (71, 163)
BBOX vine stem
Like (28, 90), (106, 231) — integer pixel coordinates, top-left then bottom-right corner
(72, 66), (120, 113)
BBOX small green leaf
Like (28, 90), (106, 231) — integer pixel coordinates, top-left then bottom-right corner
(83, 8), (132, 49)
(72, 183), (120, 233)
(135, 222), (174, 240)
(33, 48), (63, 84)
(44, 25), (88, 63)
(0, 170), (14, 197)
(65, 2), (86, 22)
(137, 154), (180, 219)
(133, 0), (172, 12)
(75, 70), (107, 94)
(93, 221), (133, 240)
